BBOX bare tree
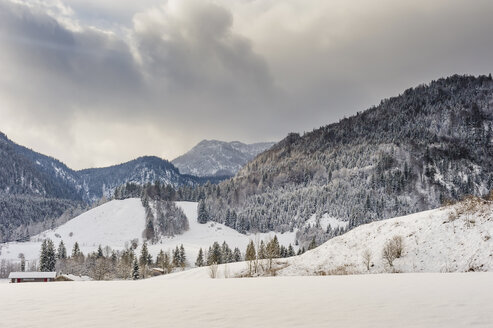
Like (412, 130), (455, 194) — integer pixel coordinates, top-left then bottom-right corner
(92, 258), (112, 280)
(362, 249), (372, 272)
(209, 262), (218, 279)
(382, 235), (404, 269)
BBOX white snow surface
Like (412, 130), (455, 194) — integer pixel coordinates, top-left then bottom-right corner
(161, 199), (493, 280)
(0, 273), (492, 327)
(281, 200), (493, 276)
(0, 198), (146, 262)
(0, 199), (296, 264)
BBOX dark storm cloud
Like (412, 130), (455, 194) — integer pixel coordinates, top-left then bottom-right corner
(0, 0), (492, 168)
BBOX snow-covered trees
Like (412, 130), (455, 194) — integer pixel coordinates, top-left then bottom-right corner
(57, 241), (67, 260)
(72, 242), (81, 258)
(197, 200), (209, 224)
(195, 248), (205, 267)
(245, 240), (256, 275)
(233, 247), (242, 262)
(39, 239), (56, 272)
(207, 242), (222, 265)
(177, 75), (493, 248)
(142, 198), (189, 241)
(171, 244), (186, 269)
(139, 242), (152, 278)
(266, 236), (280, 270)
(132, 260), (140, 280)
(18, 253), (25, 272)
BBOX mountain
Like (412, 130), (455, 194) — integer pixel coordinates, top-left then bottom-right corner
(77, 156), (213, 202)
(196, 74), (493, 245)
(0, 134), (221, 243)
(0, 132), (82, 200)
(172, 140), (275, 177)
(0, 132), (84, 243)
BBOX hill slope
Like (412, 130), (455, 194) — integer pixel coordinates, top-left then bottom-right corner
(0, 133), (219, 242)
(197, 75), (493, 245)
(172, 140), (275, 177)
(0, 199), (296, 264)
(158, 196), (493, 280)
(279, 196), (493, 275)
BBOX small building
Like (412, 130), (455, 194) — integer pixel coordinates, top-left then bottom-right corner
(150, 267), (165, 276)
(8, 272), (57, 283)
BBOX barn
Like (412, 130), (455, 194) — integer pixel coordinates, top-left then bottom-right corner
(8, 272), (57, 283)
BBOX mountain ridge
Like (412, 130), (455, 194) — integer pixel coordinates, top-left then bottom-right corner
(172, 139), (275, 177)
(0, 136), (223, 242)
(196, 74), (493, 246)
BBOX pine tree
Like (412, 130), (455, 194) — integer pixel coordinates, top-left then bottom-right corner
(172, 246), (180, 267)
(233, 247), (242, 262)
(139, 242), (150, 278)
(97, 245), (104, 259)
(132, 260), (140, 280)
(221, 241), (233, 263)
(266, 236), (280, 269)
(163, 252), (171, 273)
(57, 240), (67, 260)
(280, 245), (287, 258)
(179, 244), (186, 268)
(139, 242), (149, 266)
(144, 218), (156, 241)
(111, 251), (118, 264)
(18, 253), (25, 272)
(40, 239), (56, 272)
(195, 248), (204, 267)
(209, 242), (222, 264)
(72, 242), (81, 258)
(258, 240), (266, 259)
(156, 249), (165, 269)
(308, 237), (317, 250)
(245, 240), (256, 275)
(287, 244), (295, 257)
(197, 200), (209, 224)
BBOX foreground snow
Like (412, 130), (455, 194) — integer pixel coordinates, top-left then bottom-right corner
(0, 273), (491, 327)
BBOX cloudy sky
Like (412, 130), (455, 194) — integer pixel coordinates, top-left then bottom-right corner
(1, 0), (492, 169)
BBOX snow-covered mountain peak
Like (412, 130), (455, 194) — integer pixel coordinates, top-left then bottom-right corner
(172, 139), (275, 177)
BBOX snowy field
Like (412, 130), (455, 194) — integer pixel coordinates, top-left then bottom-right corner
(0, 273), (491, 328)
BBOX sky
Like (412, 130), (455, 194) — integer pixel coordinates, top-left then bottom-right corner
(1, 0), (493, 170)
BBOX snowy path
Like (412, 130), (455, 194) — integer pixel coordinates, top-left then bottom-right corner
(0, 273), (492, 328)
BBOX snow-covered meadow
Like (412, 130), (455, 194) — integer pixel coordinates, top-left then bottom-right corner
(0, 273), (492, 328)
(0, 199), (297, 265)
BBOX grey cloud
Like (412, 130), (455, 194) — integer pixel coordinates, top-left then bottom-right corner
(1, 0), (493, 169)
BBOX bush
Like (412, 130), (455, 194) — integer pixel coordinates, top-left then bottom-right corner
(209, 262), (218, 279)
(382, 235), (404, 268)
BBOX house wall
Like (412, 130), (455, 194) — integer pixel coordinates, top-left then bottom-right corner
(10, 278), (54, 283)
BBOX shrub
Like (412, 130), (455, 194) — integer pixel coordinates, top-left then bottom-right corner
(382, 235), (404, 268)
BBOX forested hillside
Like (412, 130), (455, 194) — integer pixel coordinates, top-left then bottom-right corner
(0, 135), (221, 242)
(193, 75), (493, 246)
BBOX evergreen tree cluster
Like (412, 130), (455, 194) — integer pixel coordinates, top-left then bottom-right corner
(172, 244), (187, 269)
(33, 239), (173, 280)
